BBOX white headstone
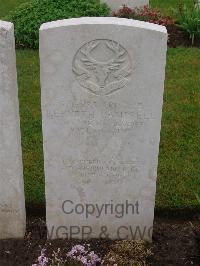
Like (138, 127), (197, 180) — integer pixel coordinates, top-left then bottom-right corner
(100, 0), (149, 11)
(0, 21), (26, 239)
(40, 17), (167, 241)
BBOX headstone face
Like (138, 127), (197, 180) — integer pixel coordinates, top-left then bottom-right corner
(0, 21), (26, 239)
(100, 0), (149, 11)
(40, 17), (167, 241)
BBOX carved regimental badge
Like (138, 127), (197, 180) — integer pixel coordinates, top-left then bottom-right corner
(73, 39), (132, 96)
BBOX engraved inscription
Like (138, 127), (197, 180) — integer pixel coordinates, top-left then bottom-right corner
(47, 158), (143, 184)
(0, 203), (19, 214)
(73, 39), (132, 96)
(46, 100), (156, 134)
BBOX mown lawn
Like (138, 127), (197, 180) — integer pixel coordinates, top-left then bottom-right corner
(0, 0), (27, 18)
(157, 48), (200, 208)
(17, 50), (44, 204)
(150, 0), (193, 15)
(1, 0), (200, 208)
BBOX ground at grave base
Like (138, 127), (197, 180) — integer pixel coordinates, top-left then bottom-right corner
(0, 214), (199, 266)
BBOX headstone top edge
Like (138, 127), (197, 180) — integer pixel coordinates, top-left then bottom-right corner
(0, 20), (13, 31)
(40, 17), (167, 34)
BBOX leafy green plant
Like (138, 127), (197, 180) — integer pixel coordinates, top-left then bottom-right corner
(4, 0), (110, 49)
(176, 0), (200, 45)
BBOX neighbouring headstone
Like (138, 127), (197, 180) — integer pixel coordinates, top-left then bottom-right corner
(0, 21), (26, 239)
(40, 17), (167, 241)
(100, 0), (149, 11)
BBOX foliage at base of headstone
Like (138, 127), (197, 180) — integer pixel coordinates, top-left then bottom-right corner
(176, 1), (200, 45)
(113, 5), (175, 27)
(31, 242), (151, 265)
(4, 0), (110, 49)
(32, 245), (102, 265)
(102, 241), (152, 266)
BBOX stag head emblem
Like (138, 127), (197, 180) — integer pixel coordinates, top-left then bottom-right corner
(73, 39), (132, 96)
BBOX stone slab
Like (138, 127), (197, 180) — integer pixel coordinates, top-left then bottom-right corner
(0, 20), (26, 239)
(40, 17), (167, 241)
(100, 0), (149, 11)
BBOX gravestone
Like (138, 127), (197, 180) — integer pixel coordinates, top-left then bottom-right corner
(0, 21), (26, 239)
(100, 0), (149, 11)
(40, 17), (167, 241)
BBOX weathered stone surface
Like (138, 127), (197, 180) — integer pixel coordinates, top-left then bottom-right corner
(40, 17), (167, 241)
(0, 21), (26, 239)
(100, 0), (149, 11)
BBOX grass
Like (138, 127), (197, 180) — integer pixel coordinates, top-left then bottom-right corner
(16, 50), (44, 204)
(0, 0), (27, 18)
(156, 48), (200, 208)
(1, 0), (200, 209)
(150, 0), (194, 16)
(16, 48), (200, 208)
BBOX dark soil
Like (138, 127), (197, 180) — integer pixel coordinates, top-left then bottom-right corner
(152, 217), (200, 265)
(167, 24), (200, 48)
(0, 213), (199, 266)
